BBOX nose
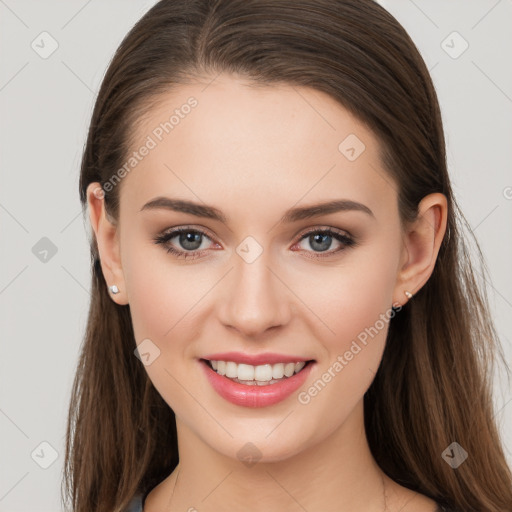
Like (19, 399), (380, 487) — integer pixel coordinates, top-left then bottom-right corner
(218, 250), (292, 338)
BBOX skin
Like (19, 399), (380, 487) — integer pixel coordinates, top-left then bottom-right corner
(87, 74), (447, 511)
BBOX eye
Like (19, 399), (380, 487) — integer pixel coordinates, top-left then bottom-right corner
(292, 228), (356, 258)
(153, 227), (217, 260)
(154, 226), (356, 261)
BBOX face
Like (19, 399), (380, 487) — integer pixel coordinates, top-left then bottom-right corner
(102, 74), (408, 462)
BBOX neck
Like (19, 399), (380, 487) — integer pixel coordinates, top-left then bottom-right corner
(155, 400), (386, 512)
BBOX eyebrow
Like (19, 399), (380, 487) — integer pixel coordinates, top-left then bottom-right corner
(140, 197), (374, 223)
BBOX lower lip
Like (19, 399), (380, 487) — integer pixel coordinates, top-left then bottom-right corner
(199, 359), (315, 408)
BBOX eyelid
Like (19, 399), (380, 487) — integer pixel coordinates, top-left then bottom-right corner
(294, 224), (353, 240)
(156, 224), (353, 243)
(153, 225), (219, 251)
(153, 224), (355, 259)
(155, 224), (217, 245)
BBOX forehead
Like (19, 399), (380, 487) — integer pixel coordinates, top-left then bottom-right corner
(119, 74), (397, 221)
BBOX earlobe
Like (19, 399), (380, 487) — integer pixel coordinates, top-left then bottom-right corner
(86, 182), (128, 305)
(393, 192), (448, 304)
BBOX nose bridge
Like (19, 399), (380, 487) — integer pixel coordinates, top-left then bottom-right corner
(219, 239), (291, 336)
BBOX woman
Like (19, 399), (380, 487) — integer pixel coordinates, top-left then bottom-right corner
(63, 1), (512, 511)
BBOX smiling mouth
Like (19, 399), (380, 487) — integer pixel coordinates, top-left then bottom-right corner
(201, 358), (315, 386)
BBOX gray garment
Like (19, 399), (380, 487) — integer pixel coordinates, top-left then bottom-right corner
(123, 492), (457, 512)
(124, 493), (144, 512)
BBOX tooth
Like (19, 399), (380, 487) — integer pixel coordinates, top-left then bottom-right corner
(284, 362), (295, 377)
(295, 362), (305, 373)
(225, 361), (238, 378)
(237, 363), (255, 380)
(217, 360), (226, 376)
(254, 364), (273, 381)
(272, 363), (284, 379)
(212, 360), (307, 381)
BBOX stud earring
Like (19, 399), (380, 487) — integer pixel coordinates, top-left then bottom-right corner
(109, 285), (120, 295)
(404, 290), (412, 299)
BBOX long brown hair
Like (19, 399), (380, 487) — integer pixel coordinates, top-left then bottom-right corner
(63, 1), (512, 511)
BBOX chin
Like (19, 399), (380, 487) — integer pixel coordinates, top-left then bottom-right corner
(204, 424), (316, 465)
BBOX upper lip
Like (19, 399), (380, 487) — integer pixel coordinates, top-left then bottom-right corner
(201, 352), (314, 366)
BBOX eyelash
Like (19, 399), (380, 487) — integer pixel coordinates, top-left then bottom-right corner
(153, 226), (356, 260)
(153, 227), (356, 259)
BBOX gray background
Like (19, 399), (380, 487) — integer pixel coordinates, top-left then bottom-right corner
(1, 1), (511, 510)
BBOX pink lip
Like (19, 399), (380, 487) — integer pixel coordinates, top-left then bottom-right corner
(202, 351), (312, 366)
(199, 359), (315, 408)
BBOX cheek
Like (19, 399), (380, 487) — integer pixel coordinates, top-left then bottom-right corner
(307, 243), (400, 355)
(123, 237), (202, 343)
(296, 233), (401, 421)
(122, 243), (206, 410)
(293, 261), (398, 440)
(122, 235), (216, 390)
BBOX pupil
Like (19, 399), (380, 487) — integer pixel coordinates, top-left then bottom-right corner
(311, 233), (331, 252)
(180, 232), (201, 250)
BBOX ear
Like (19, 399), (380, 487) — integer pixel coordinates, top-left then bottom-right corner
(86, 183), (128, 305)
(393, 192), (448, 306)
